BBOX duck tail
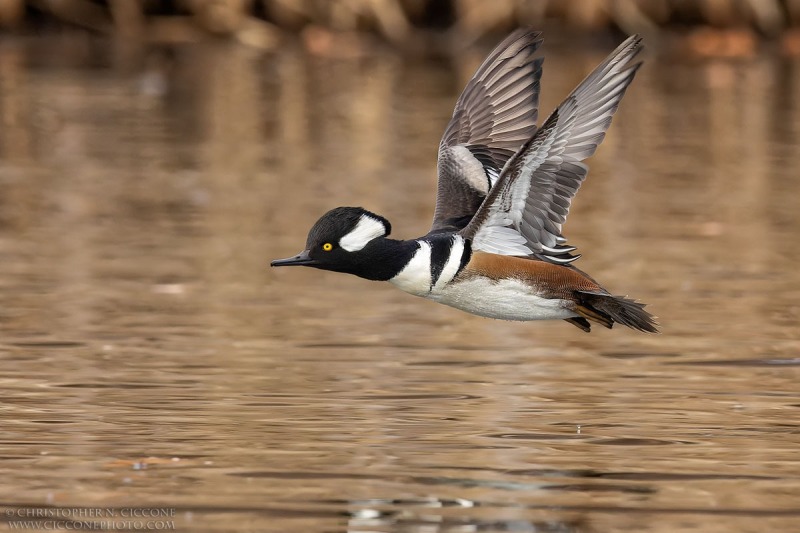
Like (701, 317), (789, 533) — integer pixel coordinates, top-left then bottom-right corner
(573, 291), (660, 333)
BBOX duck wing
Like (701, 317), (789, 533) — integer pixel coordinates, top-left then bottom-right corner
(460, 35), (644, 264)
(430, 29), (544, 234)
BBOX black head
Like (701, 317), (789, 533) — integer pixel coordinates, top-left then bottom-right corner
(271, 207), (394, 277)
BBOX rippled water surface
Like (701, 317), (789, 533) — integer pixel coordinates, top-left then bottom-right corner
(1, 34), (799, 532)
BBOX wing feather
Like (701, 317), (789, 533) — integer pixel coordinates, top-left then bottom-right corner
(431, 29), (544, 234)
(461, 35), (644, 262)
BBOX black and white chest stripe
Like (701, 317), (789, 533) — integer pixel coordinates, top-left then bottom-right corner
(389, 234), (471, 295)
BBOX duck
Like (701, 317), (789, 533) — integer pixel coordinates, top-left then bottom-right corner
(271, 29), (658, 333)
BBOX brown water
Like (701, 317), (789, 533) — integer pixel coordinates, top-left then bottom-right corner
(0, 34), (799, 532)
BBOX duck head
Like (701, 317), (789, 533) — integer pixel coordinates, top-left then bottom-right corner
(271, 207), (398, 280)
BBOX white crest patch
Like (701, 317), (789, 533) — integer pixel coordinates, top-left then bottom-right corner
(389, 241), (432, 296)
(339, 215), (387, 252)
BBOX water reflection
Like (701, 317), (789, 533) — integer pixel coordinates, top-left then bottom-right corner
(0, 35), (799, 533)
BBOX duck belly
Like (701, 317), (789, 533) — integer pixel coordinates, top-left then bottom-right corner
(428, 277), (578, 321)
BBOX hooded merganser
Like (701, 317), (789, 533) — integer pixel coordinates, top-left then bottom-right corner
(272, 30), (658, 333)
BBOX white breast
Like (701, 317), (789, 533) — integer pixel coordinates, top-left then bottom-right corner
(428, 276), (578, 322)
(389, 241), (432, 296)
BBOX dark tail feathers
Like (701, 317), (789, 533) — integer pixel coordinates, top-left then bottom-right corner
(570, 291), (659, 333)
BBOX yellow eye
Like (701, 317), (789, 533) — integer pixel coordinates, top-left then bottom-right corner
(322, 243), (333, 251)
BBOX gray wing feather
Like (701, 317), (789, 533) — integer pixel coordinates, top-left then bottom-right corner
(462, 35), (644, 261)
(431, 29), (544, 234)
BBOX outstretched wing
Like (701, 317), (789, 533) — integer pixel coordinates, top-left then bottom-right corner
(431, 29), (544, 234)
(461, 35), (644, 263)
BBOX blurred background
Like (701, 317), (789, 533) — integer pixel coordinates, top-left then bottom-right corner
(2, 0), (800, 50)
(1, 1), (799, 533)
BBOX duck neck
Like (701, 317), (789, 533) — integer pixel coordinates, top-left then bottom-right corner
(350, 238), (420, 282)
